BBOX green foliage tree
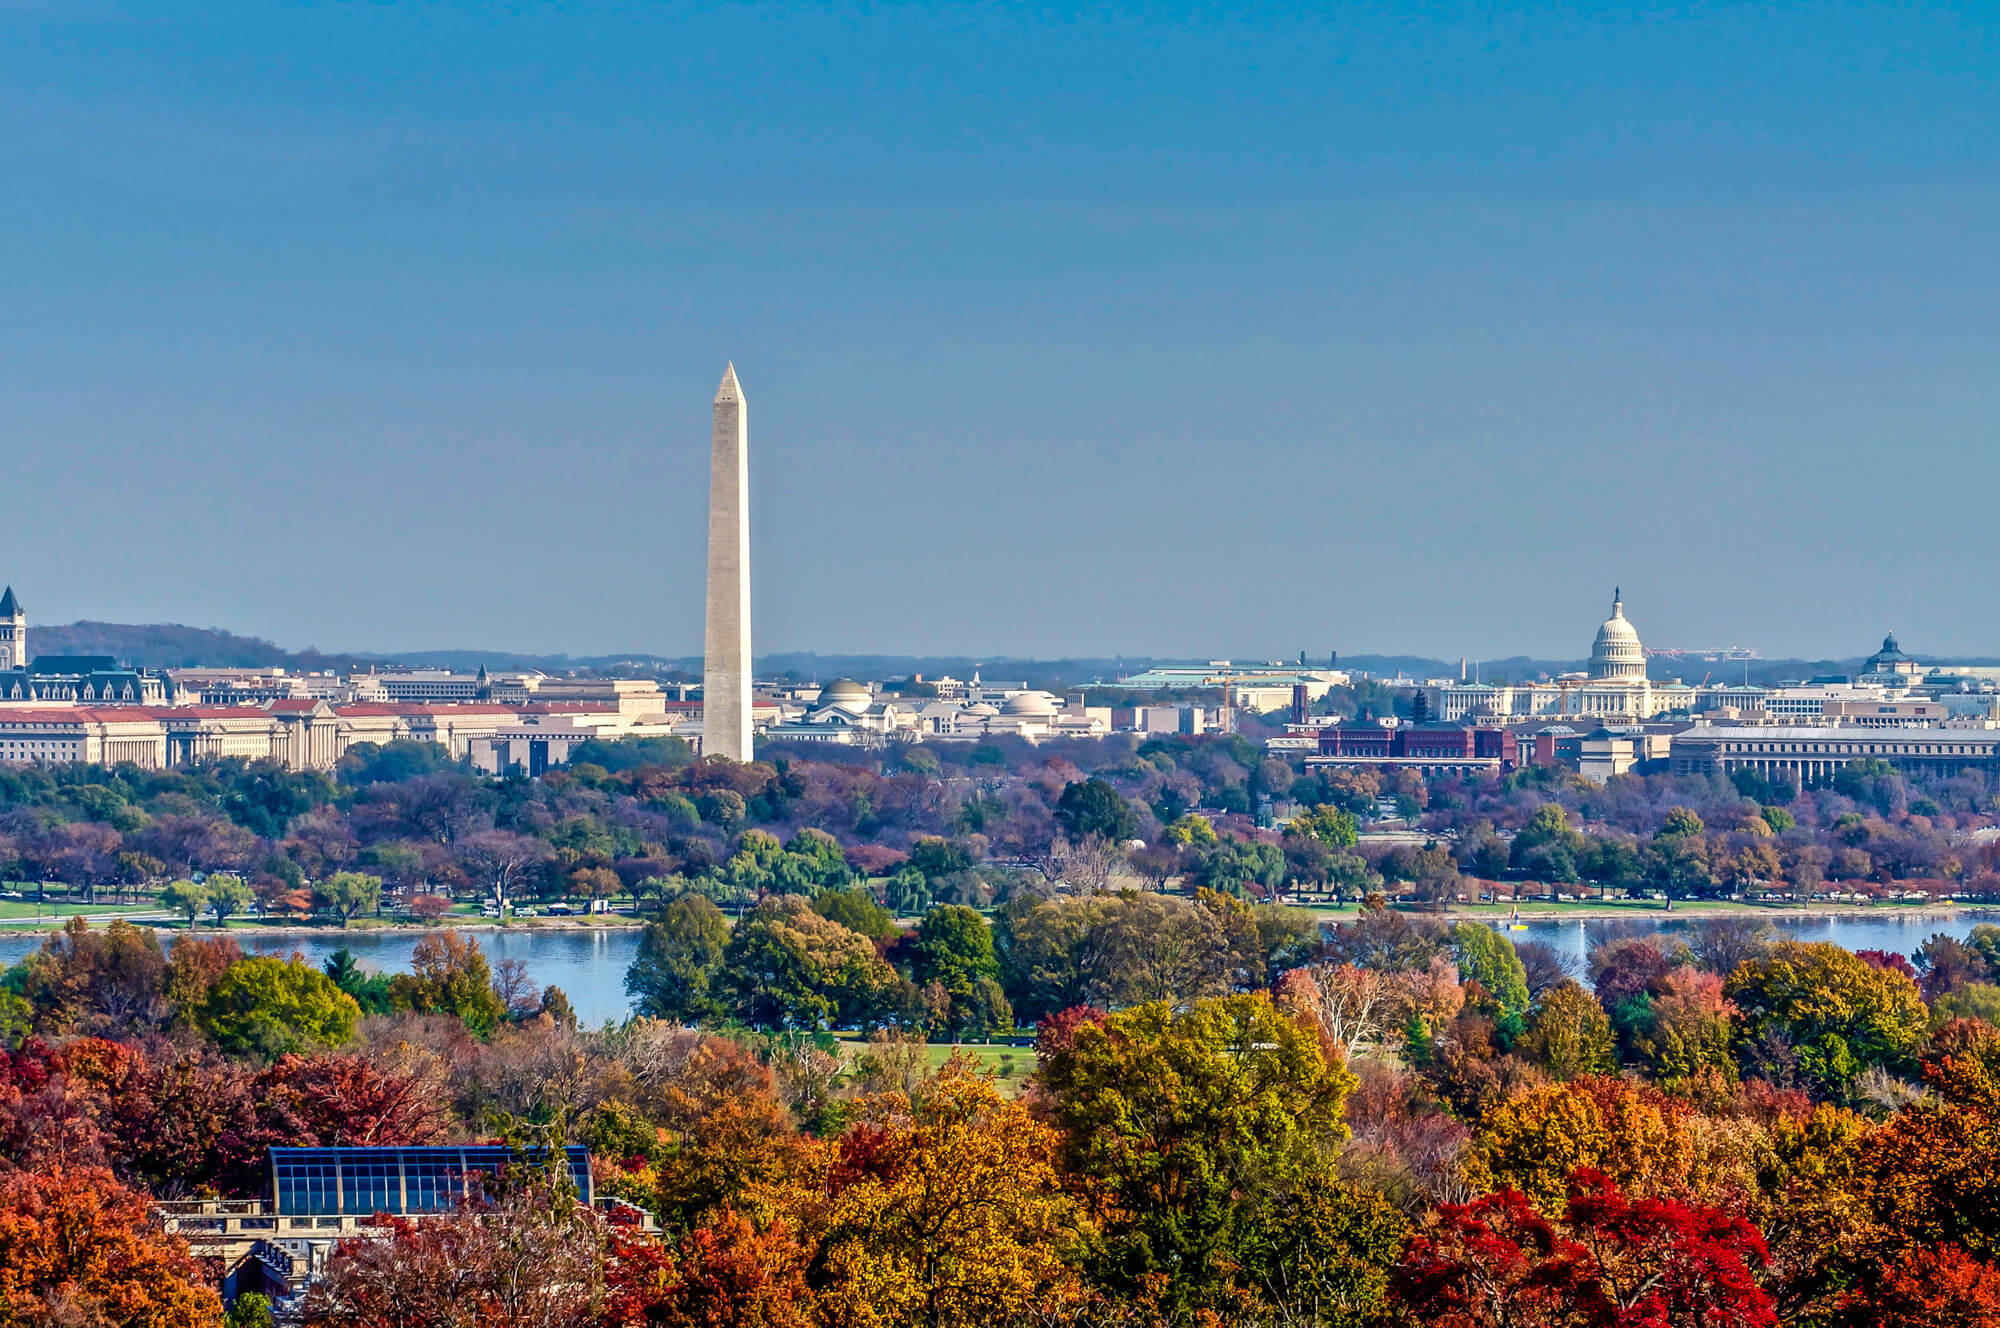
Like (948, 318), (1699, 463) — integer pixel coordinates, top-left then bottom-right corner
(626, 893), (731, 1024)
(906, 836), (974, 885)
(1644, 834), (1718, 908)
(1521, 979), (1616, 1080)
(1726, 940), (1928, 1099)
(204, 873), (252, 928)
(1187, 837), (1287, 898)
(225, 1291), (276, 1328)
(721, 894), (900, 1030)
(159, 878), (209, 930)
(1235, 1170), (1409, 1327)
(1037, 994), (1357, 1318)
(197, 956), (360, 1059)
(778, 828), (853, 893)
(884, 864), (932, 917)
(1509, 804), (1583, 874)
(1163, 813), (1219, 847)
(1657, 806), (1707, 839)
(912, 904), (1011, 1038)
(1286, 804), (1360, 850)
(314, 871), (383, 927)
(811, 885), (897, 941)
(322, 947), (394, 1015)
(698, 788), (747, 830)
(1451, 922), (1530, 1021)
(1053, 778), (1140, 843)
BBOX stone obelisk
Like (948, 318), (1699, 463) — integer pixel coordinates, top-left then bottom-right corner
(703, 363), (753, 761)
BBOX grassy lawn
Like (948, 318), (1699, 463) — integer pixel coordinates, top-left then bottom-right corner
(918, 1041), (1034, 1084)
(829, 1035), (1037, 1095)
(0, 899), (157, 920)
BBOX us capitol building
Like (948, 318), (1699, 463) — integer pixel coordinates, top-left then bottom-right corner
(1435, 591), (1698, 722)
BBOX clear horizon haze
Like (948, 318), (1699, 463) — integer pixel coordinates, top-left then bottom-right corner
(6, 2), (1997, 662)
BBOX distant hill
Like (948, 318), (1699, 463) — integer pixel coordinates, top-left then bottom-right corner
(28, 623), (2000, 688)
(31, 622), (390, 672)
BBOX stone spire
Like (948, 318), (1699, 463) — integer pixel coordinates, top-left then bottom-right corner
(703, 363), (753, 761)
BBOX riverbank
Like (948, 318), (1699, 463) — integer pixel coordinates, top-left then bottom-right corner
(1381, 898), (1994, 924)
(0, 913), (651, 941)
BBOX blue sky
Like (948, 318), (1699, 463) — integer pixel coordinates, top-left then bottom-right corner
(5, 2), (1997, 660)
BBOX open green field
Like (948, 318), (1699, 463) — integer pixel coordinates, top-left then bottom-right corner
(830, 1036), (1037, 1095)
(0, 900), (156, 921)
(917, 1041), (1034, 1083)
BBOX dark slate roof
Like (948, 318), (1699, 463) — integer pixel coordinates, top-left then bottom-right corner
(26, 656), (122, 675)
(0, 587), (18, 618)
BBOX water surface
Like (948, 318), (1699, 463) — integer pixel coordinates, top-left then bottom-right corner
(0, 910), (1988, 1027)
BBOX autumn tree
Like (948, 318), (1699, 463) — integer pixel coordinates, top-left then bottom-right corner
(1833, 1245), (2000, 1328)
(0, 1166), (222, 1327)
(1864, 1024), (2000, 1261)
(1629, 966), (1739, 1097)
(606, 1209), (812, 1328)
(388, 932), (508, 1035)
(800, 1067), (1089, 1327)
(1276, 963), (1410, 1057)
(18, 917), (166, 1034)
(1392, 1169), (1778, 1328)
(1466, 1077), (1756, 1214)
(258, 1051), (453, 1147)
(303, 1163), (610, 1328)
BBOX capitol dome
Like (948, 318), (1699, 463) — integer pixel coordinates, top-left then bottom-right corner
(1588, 589), (1648, 681)
(818, 678), (871, 708)
(1000, 690), (1058, 717)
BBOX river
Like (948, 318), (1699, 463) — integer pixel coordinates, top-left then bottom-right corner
(0, 910), (1992, 1027)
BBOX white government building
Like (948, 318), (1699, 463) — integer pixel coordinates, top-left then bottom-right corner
(1435, 591), (1698, 722)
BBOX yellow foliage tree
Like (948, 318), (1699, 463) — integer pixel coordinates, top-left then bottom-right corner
(1467, 1077), (1760, 1213)
(787, 1064), (1090, 1328)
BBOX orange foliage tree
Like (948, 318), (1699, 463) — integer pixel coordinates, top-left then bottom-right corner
(0, 1166), (221, 1327)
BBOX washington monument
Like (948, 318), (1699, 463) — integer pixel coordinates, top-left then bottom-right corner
(703, 363), (753, 761)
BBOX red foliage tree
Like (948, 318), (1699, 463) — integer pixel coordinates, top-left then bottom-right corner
(257, 1052), (454, 1148)
(1393, 1169), (1778, 1328)
(1034, 1004), (1108, 1057)
(1836, 1245), (2000, 1328)
(1855, 949), (1920, 982)
(605, 1209), (812, 1328)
